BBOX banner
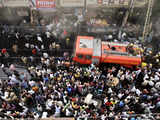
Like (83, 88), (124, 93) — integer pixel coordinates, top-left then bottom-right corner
(36, 0), (55, 9)
(102, 0), (130, 6)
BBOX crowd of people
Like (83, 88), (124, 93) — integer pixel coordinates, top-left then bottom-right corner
(0, 19), (160, 120)
(1, 51), (160, 119)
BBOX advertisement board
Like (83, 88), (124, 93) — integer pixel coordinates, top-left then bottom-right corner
(102, 0), (130, 6)
(60, 0), (84, 7)
(36, 0), (55, 8)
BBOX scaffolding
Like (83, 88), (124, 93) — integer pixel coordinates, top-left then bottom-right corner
(122, 0), (136, 27)
(142, 0), (154, 42)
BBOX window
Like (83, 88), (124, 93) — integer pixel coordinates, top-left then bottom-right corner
(86, 55), (92, 60)
(77, 54), (83, 59)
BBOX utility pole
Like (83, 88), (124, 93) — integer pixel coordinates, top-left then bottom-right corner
(83, 0), (87, 17)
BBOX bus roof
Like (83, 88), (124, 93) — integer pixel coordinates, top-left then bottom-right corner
(75, 36), (94, 55)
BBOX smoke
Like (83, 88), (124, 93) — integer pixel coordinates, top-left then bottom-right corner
(0, 8), (25, 25)
(153, 19), (160, 37)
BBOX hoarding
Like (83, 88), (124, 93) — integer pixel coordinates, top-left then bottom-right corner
(102, 0), (130, 6)
(36, 0), (55, 8)
(60, 0), (84, 7)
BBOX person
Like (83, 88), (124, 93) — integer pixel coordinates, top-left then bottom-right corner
(126, 43), (135, 55)
(0, 24), (160, 119)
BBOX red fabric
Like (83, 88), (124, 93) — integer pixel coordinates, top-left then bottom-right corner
(1, 48), (7, 54)
(63, 29), (67, 35)
(100, 107), (106, 114)
(32, 49), (36, 55)
(143, 89), (149, 94)
(90, 82), (95, 86)
(105, 102), (112, 106)
(71, 97), (77, 102)
(86, 108), (91, 113)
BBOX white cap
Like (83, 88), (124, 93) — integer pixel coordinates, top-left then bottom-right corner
(37, 36), (42, 42)
(30, 44), (35, 49)
(108, 35), (113, 39)
(142, 80), (148, 86)
(43, 53), (48, 58)
(149, 81), (154, 86)
(28, 90), (35, 94)
(136, 89), (141, 96)
(25, 43), (29, 48)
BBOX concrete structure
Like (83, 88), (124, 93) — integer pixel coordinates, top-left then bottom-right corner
(1, 0), (30, 7)
(59, 0), (84, 7)
(56, 0), (147, 8)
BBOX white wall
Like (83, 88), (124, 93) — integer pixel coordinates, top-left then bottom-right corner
(2, 0), (30, 7)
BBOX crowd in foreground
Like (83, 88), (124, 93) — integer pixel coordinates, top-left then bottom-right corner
(1, 54), (160, 120)
(0, 25), (160, 120)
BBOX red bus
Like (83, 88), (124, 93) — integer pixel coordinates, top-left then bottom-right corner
(73, 36), (142, 67)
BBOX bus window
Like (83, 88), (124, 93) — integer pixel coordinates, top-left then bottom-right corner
(85, 55), (92, 60)
(77, 54), (83, 59)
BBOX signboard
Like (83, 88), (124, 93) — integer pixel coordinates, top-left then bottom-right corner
(89, 18), (108, 26)
(36, 0), (55, 8)
(102, 0), (130, 6)
(60, 0), (84, 7)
